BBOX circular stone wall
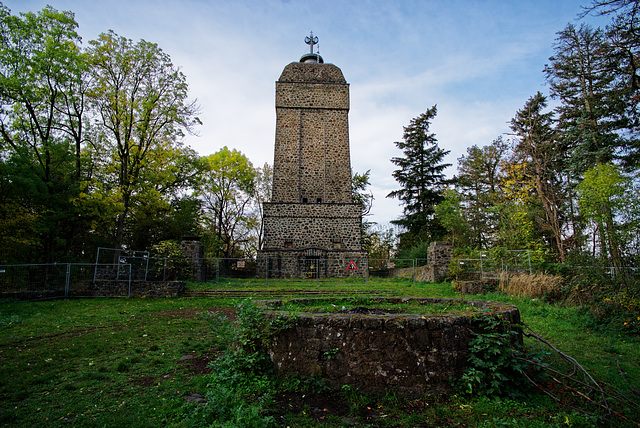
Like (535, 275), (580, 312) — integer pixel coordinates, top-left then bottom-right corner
(261, 297), (520, 397)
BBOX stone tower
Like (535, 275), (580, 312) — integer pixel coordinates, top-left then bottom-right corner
(258, 34), (367, 278)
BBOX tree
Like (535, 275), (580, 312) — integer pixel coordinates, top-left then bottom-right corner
(0, 4), (88, 262)
(545, 23), (624, 174)
(248, 162), (272, 254)
(510, 92), (568, 261)
(387, 106), (451, 248)
(582, 0), (640, 167)
(362, 223), (397, 268)
(577, 163), (634, 268)
(198, 147), (256, 259)
(434, 189), (471, 248)
(86, 30), (201, 251)
(456, 137), (508, 248)
(352, 169), (374, 217)
(496, 158), (546, 258)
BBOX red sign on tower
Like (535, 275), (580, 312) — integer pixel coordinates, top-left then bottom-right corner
(347, 260), (358, 271)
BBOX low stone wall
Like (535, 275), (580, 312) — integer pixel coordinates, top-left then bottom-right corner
(452, 279), (499, 295)
(71, 281), (185, 298)
(263, 297), (520, 397)
(388, 265), (432, 282)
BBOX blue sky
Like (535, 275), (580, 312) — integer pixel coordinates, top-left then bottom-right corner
(4, 0), (609, 225)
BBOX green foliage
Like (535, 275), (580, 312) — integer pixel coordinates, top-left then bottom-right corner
(434, 189), (471, 248)
(510, 92), (567, 262)
(456, 138), (508, 249)
(0, 5), (89, 263)
(395, 240), (431, 267)
(87, 30), (201, 251)
(362, 223), (396, 268)
(201, 299), (295, 427)
(577, 163), (636, 268)
(352, 169), (373, 216)
(150, 240), (190, 280)
(458, 317), (545, 398)
(388, 106), (451, 246)
(198, 146), (257, 258)
(587, 294), (640, 336)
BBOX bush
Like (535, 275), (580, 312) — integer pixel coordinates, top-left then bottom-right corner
(587, 294), (640, 336)
(458, 317), (547, 398)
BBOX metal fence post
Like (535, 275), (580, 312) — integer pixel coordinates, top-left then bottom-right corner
(412, 258), (416, 286)
(265, 257), (269, 287)
(366, 259), (369, 286)
(216, 259), (219, 285)
(65, 263), (71, 297)
(128, 264), (132, 298)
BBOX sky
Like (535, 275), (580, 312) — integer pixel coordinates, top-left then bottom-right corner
(4, 0), (610, 226)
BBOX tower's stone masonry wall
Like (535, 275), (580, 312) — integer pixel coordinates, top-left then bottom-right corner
(262, 203), (362, 250)
(272, 109), (351, 203)
(257, 250), (368, 278)
(275, 82), (349, 110)
(272, 70), (351, 204)
(258, 60), (367, 278)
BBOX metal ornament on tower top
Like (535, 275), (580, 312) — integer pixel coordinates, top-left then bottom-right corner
(305, 31), (318, 54)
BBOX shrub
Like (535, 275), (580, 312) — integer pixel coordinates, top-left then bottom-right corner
(458, 317), (547, 398)
(150, 240), (191, 280)
(588, 294), (640, 336)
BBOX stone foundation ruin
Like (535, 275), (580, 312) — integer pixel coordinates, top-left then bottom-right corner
(262, 297), (521, 397)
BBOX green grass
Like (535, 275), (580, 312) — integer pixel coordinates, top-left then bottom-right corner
(1, 281), (639, 427)
(271, 297), (477, 315)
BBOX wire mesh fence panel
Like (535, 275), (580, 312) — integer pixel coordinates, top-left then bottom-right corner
(94, 247), (150, 281)
(69, 264), (132, 298)
(0, 264), (69, 299)
(456, 259), (483, 280)
(367, 259), (415, 283)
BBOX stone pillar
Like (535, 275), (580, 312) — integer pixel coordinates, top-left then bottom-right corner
(180, 236), (204, 282)
(427, 241), (453, 283)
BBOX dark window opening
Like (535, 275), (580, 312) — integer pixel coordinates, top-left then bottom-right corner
(316, 197), (322, 203)
(302, 197), (308, 204)
(284, 239), (293, 248)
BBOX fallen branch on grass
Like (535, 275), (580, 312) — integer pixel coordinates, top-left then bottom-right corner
(518, 323), (640, 427)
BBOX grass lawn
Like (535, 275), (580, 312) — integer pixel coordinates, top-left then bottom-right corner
(1, 280), (638, 427)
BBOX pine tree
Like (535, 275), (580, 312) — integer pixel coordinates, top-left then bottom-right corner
(545, 23), (624, 174)
(510, 92), (568, 261)
(387, 106), (451, 248)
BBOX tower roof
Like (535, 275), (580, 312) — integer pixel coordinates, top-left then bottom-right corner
(278, 62), (346, 83)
